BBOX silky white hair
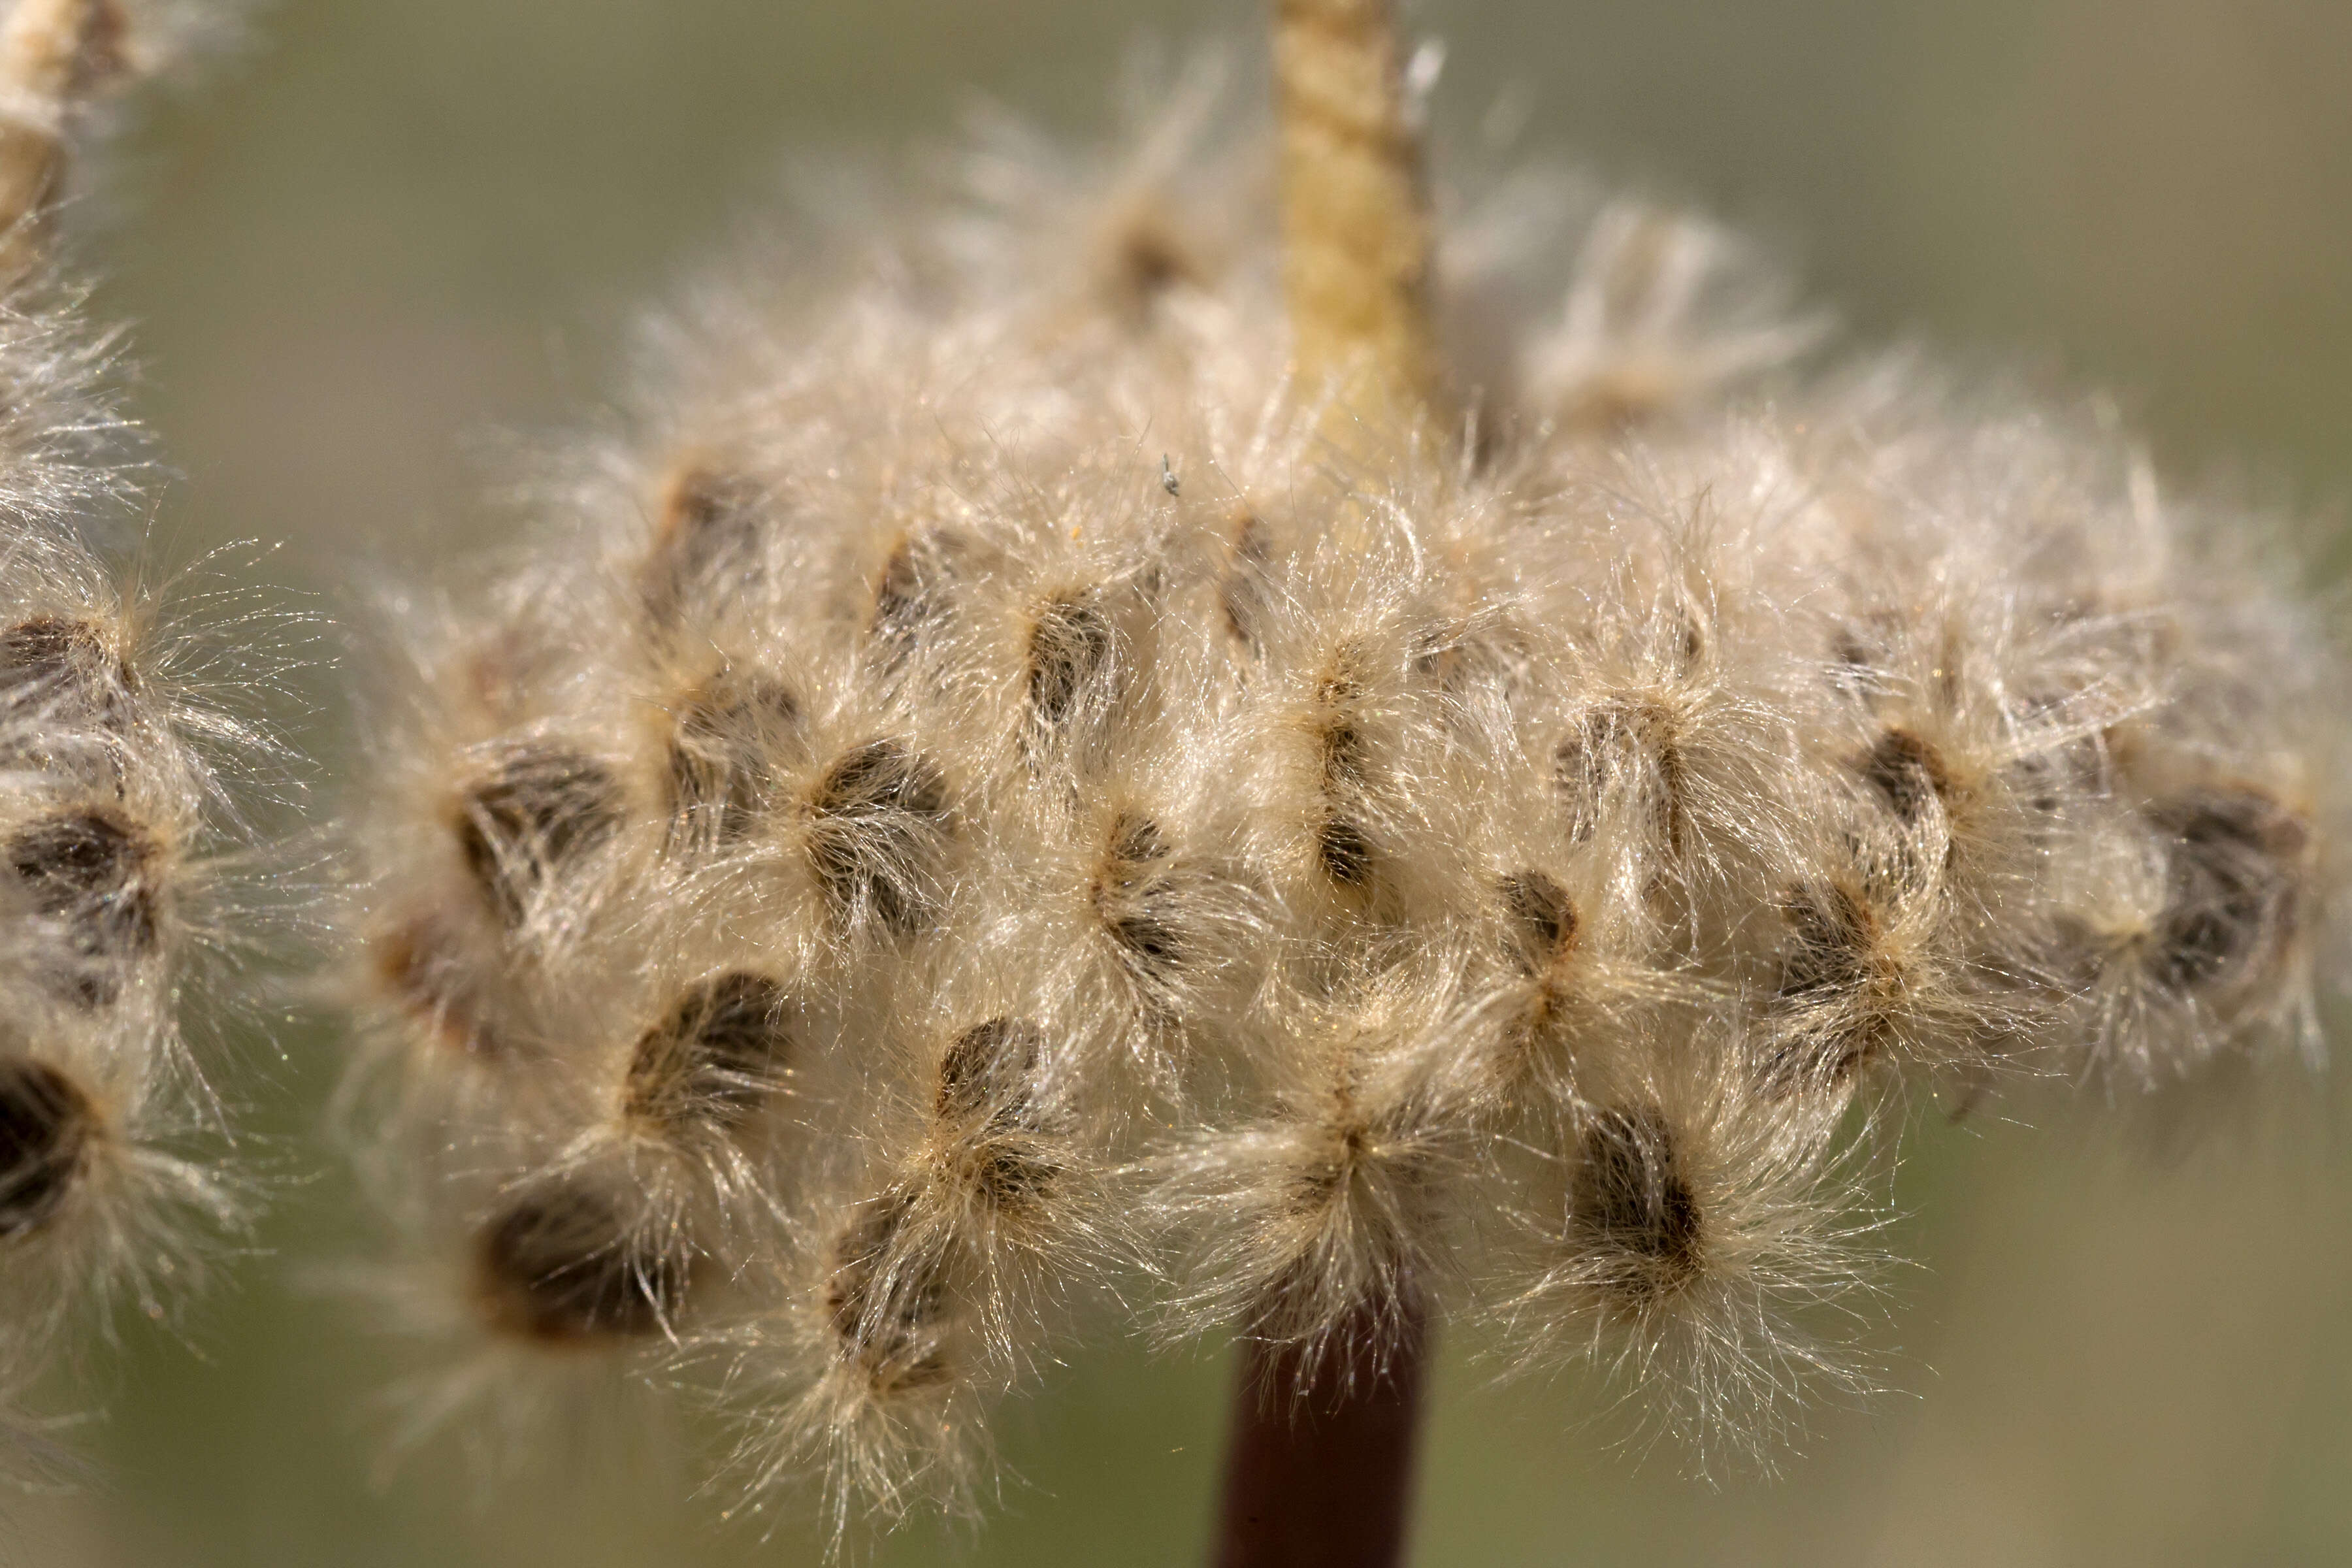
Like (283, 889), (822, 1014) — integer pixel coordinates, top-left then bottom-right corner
(329, 62), (2345, 1536)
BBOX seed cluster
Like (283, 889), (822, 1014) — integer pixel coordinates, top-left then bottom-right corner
(0, 0), (284, 1462)
(338, 83), (2344, 1526)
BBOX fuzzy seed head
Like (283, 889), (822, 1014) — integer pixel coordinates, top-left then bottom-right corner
(324, 49), (2349, 1540)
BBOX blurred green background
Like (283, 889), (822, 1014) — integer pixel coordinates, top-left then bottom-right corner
(12, 1), (2352, 1563)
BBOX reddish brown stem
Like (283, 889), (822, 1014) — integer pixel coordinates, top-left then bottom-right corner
(1211, 1304), (1431, 1568)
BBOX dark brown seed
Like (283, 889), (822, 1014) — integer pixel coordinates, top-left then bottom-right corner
(1317, 815), (1375, 887)
(66, 0), (131, 86)
(968, 1141), (1060, 1207)
(814, 740), (946, 823)
(1756, 883), (1887, 1094)
(870, 530), (963, 663)
(371, 917), (498, 1058)
(9, 808), (157, 941)
(1572, 1107), (1701, 1296)
(1218, 513), (1273, 653)
(2006, 709), (2110, 814)
(1304, 655), (1381, 887)
(936, 1017), (1047, 1126)
(872, 538), (921, 641)
(1113, 222), (1185, 297)
(1675, 609), (1707, 674)
(806, 740), (950, 936)
(1827, 610), (1913, 691)
(932, 1017), (1064, 1209)
(1499, 869), (1578, 974)
(1859, 727), (1949, 825)
(825, 1191), (951, 1394)
(474, 1186), (689, 1345)
(1774, 883), (1874, 1001)
(2008, 751), (2064, 816)
(643, 467), (764, 627)
(9, 806), (160, 1003)
(1098, 206), (1205, 321)
(1655, 741), (1690, 855)
(1319, 720), (1371, 792)
(1026, 592), (1115, 736)
(1829, 629), (1879, 694)
(1105, 904), (1184, 985)
(1553, 697), (1686, 852)
(1411, 619), (1513, 702)
(1109, 812), (1169, 866)
(1094, 813), (1184, 987)
(1408, 624), (1457, 685)
(1313, 666), (1371, 791)
(0, 616), (131, 725)
(624, 972), (789, 1128)
(1551, 729), (1593, 841)
(0, 1058), (95, 1237)
(1754, 1028), (1874, 1099)
(2148, 789), (2306, 993)
(666, 675), (797, 843)
(0, 618), (135, 790)
(455, 747), (622, 926)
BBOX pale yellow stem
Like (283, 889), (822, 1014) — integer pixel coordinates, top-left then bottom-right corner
(0, 0), (126, 280)
(1274, 0), (1445, 439)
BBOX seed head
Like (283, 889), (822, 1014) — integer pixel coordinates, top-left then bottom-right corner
(325, 48), (2346, 1541)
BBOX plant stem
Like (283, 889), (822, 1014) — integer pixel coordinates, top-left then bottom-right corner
(1211, 1302), (1431, 1568)
(1273, 0), (1444, 435)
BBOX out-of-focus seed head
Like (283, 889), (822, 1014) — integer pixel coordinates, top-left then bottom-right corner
(0, 0), (297, 1475)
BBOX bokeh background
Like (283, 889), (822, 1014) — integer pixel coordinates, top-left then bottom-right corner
(13, 0), (2352, 1563)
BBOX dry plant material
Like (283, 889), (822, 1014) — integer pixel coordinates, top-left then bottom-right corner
(326, 0), (2347, 1554)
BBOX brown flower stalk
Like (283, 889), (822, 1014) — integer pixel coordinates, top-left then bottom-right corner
(1215, 1300), (1429, 1568)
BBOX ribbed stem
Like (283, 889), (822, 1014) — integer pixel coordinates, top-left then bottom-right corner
(1211, 1302), (1430, 1568)
(1274, 0), (1444, 435)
